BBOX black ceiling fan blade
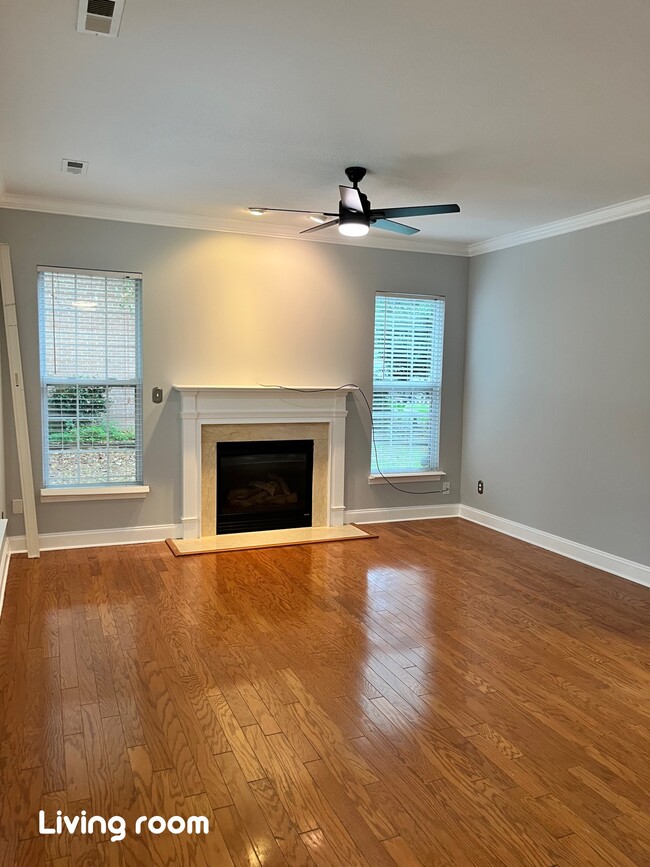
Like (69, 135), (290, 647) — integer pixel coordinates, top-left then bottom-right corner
(256, 207), (338, 216)
(372, 218), (419, 236)
(339, 185), (364, 213)
(375, 204), (461, 219)
(299, 219), (339, 235)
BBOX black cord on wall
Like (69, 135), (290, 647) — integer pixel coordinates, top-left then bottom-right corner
(260, 383), (446, 496)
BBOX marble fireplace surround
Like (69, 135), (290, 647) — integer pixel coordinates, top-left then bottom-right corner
(174, 386), (356, 539)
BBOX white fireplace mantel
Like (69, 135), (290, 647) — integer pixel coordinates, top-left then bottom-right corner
(173, 385), (357, 539)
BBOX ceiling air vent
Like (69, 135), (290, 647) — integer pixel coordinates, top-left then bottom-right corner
(62, 159), (89, 176)
(77, 0), (125, 37)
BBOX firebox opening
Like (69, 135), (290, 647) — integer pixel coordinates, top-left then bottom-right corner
(216, 440), (314, 534)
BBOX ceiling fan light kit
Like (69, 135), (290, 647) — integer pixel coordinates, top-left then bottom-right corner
(247, 166), (460, 241)
(338, 211), (370, 237)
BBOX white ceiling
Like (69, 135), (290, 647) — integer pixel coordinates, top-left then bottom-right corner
(0, 0), (649, 253)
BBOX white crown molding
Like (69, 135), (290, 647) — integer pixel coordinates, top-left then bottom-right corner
(459, 505), (650, 589)
(346, 503), (460, 523)
(468, 194), (650, 256)
(2, 188), (649, 260)
(0, 192), (469, 257)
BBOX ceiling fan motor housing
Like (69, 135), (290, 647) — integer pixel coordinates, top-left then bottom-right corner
(339, 189), (371, 232)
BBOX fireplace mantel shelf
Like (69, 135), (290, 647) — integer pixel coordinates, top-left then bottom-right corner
(173, 385), (358, 395)
(174, 385), (355, 540)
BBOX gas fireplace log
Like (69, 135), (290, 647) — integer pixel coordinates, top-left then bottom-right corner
(251, 481), (277, 497)
(268, 473), (291, 496)
(228, 491), (269, 508)
(227, 485), (299, 509)
(276, 492), (298, 505)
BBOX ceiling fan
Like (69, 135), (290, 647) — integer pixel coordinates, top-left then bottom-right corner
(248, 167), (460, 238)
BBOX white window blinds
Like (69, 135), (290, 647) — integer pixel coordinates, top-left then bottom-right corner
(38, 267), (143, 488)
(372, 292), (445, 474)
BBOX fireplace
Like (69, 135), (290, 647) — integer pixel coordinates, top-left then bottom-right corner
(216, 440), (314, 534)
(174, 386), (355, 539)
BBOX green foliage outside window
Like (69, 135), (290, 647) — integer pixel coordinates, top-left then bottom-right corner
(48, 421), (136, 447)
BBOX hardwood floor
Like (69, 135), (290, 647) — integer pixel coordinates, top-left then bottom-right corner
(1, 518), (650, 865)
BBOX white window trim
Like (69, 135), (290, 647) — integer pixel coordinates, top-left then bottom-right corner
(371, 291), (446, 476)
(38, 266), (144, 491)
(37, 266), (141, 280)
(368, 471), (446, 485)
(40, 485), (149, 503)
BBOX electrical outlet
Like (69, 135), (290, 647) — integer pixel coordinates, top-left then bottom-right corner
(442, 481), (451, 495)
(477, 480), (484, 495)
(13, 498), (23, 514)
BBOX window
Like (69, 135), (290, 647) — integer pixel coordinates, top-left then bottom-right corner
(38, 267), (143, 489)
(371, 292), (445, 475)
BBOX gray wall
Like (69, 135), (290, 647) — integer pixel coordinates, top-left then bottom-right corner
(0, 209), (468, 536)
(462, 214), (650, 566)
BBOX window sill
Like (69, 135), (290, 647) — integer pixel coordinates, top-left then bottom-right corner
(40, 485), (150, 503)
(368, 471), (446, 485)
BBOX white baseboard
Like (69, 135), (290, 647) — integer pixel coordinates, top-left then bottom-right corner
(4, 507), (649, 596)
(0, 519), (10, 618)
(459, 505), (650, 589)
(346, 504), (460, 524)
(8, 523), (181, 555)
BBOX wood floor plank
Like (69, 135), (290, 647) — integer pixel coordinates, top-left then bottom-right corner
(186, 792), (237, 867)
(215, 751), (286, 867)
(61, 687), (82, 738)
(213, 804), (262, 867)
(41, 790), (69, 861)
(299, 828), (344, 867)
(15, 835), (46, 866)
(363, 780), (455, 867)
(152, 767), (210, 866)
(80, 703), (114, 819)
(103, 636), (145, 749)
(86, 619), (119, 720)
(63, 732), (90, 803)
(244, 725), (319, 835)
(72, 612), (98, 706)
(43, 655), (66, 794)
(178, 672), (230, 755)
(304, 759), (395, 865)
(161, 664), (232, 807)
(2, 521), (650, 865)
(66, 798), (100, 866)
(381, 835), (424, 867)
(248, 778), (316, 867)
(58, 606), (78, 692)
(352, 734), (485, 865)
(122, 654), (179, 774)
(17, 765), (43, 841)
(209, 693), (266, 782)
(127, 743), (155, 815)
(224, 656), (320, 763)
